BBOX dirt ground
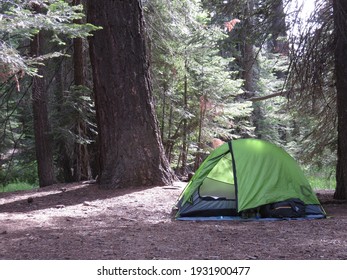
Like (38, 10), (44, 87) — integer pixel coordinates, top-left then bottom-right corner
(0, 181), (347, 260)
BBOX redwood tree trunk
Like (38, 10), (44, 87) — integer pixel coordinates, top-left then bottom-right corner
(87, 0), (174, 187)
(334, 0), (347, 199)
(31, 32), (55, 187)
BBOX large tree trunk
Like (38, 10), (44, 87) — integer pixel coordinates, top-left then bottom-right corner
(87, 0), (174, 187)
(334, 0), (347, 199)
(31, 32), (55, 187)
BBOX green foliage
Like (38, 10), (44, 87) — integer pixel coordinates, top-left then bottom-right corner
(0, 180), (38, 193)
(255, 50), (292, 146)
(2, 79), (35, 147)
(0, 0), (98, 185)
(145, 0), (253, 170)
(0, 0), (100, 81)
(51, 84), (97, 181)
(1, 0), (98, 38)
(304, 165), (336, 190)
(0, 0), (337, 188)
(286, 0), (336, 166)
(0, 156), (38, 186)
(52, 85), (96, 144)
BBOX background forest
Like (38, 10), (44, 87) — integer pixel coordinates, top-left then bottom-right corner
(0, 0), (340, 194)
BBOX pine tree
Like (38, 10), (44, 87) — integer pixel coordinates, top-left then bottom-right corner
(144, 0), (252, 175)
(0, 0), (99, 187)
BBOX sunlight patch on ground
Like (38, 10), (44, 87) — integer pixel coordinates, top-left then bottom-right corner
(0, 182), (185, 235)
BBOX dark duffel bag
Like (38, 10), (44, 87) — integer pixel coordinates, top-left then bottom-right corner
(260, 198), (306, 218)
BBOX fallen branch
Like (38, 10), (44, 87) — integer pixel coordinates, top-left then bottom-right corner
(247, 90), (290, 102)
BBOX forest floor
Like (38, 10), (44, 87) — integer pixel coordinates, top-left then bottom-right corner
(0, 181), (347, 260)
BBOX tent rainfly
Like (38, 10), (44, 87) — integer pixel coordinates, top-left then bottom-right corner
(176, 139), (326, 220)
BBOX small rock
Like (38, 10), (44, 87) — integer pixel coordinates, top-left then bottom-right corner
(82, 180), (97, 185)
(27, 197), (34, 203)
(246, 255), (259, 260)
(83, 201), (91, 206)
(56, 204), (65, 209)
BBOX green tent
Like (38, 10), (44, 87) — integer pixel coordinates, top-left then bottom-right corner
(176, 139), (325, 219)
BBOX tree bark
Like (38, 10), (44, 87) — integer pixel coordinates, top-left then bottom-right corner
(73, 0), (92, 181)
(160, 84), (167, 141)
(242, 0), (257, 98)
(164, 103), (174, 162)
(242, 0), (262, 136)
(194, 95), (205, 171)
(269, 0), (288, 55)
(333, 0), (347, 199)
(269, 0), (288, 81)
(55, 59), (74, 182)
(31, 32), (55, 187)
(180, 64), (188, 175)
(87, 0), (174, 187)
